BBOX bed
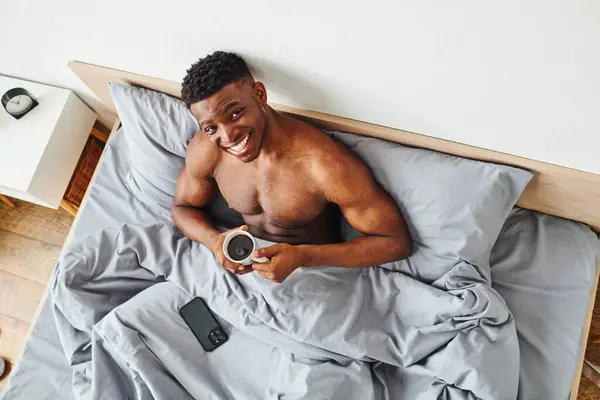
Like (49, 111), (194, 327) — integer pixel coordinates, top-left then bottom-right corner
(1, 62), (598, 400)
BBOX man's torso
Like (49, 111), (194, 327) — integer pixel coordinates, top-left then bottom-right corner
(194, 115), (345, 244)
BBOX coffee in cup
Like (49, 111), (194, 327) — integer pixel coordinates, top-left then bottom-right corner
(222, 230), (269, 266)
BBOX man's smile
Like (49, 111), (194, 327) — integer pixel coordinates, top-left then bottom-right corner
(225, 132), (252, 156)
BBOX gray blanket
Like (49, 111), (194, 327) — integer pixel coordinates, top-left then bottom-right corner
(53, 224), (518, 400)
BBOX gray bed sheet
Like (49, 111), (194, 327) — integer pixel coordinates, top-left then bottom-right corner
(490, 209), (599, 399)
(1, 129), (598, 399)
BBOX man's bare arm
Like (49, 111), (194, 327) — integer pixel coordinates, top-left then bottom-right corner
(252, 139), (411, 283)
(172, 165), (221, 252)
(299, 146), (411, 268)
(173, 137), (253, 275)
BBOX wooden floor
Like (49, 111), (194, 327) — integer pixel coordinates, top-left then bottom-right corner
(0, 199), (73, 393)
(0, 198), (598, 397)
(579, 374), (600, 400)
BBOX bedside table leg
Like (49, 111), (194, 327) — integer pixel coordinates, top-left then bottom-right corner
(0, 195), (16, 208)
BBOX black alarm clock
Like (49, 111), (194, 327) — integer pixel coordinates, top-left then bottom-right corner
(2, 87), (39, 120)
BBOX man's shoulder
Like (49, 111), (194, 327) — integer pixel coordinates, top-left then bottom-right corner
(285, 115), (344, 156)
(286, 118), (366, 185)
(185, 133), (220, 178)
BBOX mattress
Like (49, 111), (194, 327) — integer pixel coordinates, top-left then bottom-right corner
(1, 128), (598, 399)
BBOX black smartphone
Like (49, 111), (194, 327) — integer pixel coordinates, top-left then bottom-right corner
(179, 297), (228, 352)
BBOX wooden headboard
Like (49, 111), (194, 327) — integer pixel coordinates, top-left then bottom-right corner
(69, 60), (600, 231)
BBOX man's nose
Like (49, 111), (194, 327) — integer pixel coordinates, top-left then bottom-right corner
(222, 127), (239, 144)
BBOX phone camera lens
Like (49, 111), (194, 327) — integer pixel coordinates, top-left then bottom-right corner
(208, 328), (226, 346)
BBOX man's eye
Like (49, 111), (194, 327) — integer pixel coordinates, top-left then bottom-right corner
(231, 109), (244, 119)
(205, 126), (217, 135)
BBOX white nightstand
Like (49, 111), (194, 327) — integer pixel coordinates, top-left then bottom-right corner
(0, 76), (97, 209)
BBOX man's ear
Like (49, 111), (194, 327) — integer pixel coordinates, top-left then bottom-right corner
(253, 82), (268, 104)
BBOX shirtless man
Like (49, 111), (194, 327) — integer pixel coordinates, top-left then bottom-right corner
(173, 52), (411, 283)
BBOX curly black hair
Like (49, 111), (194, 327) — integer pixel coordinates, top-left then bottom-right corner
(181, 51), (252, 106)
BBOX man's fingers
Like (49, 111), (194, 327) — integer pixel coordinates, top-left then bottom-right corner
(257, 270), (275, 281)
(235, 263), (247, 271)
(237, 267), (254, 275)
(238, 225), (248, 232)
(225, 263), (238, 273)
(235, 264), (253, 274)
(224, 260), (247, 273)
(256, 270), (284, 283)
(252, 261), (273, 272)
(256, 270), (268, 279)
(226, 266), (252, 274)
(253, 244), (281, 259)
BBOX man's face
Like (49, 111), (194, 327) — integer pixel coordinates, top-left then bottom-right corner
(190, 80), (269, 163)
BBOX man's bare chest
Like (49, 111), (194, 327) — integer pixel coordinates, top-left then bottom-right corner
(214, 163), (326, 228)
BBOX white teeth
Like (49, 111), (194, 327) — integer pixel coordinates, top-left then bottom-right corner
(230, 135), (249, 152)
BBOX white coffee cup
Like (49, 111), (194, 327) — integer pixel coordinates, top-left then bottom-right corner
(222, 230), (269, 266)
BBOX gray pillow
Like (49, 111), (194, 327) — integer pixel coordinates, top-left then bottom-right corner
(110, 83), (244, 225)
(110, 83), (198, 211)
(110, 83), (532, 280)
(331, 132), (532, 281)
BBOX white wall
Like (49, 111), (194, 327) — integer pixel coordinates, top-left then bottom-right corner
(2, 0), (599, 173)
